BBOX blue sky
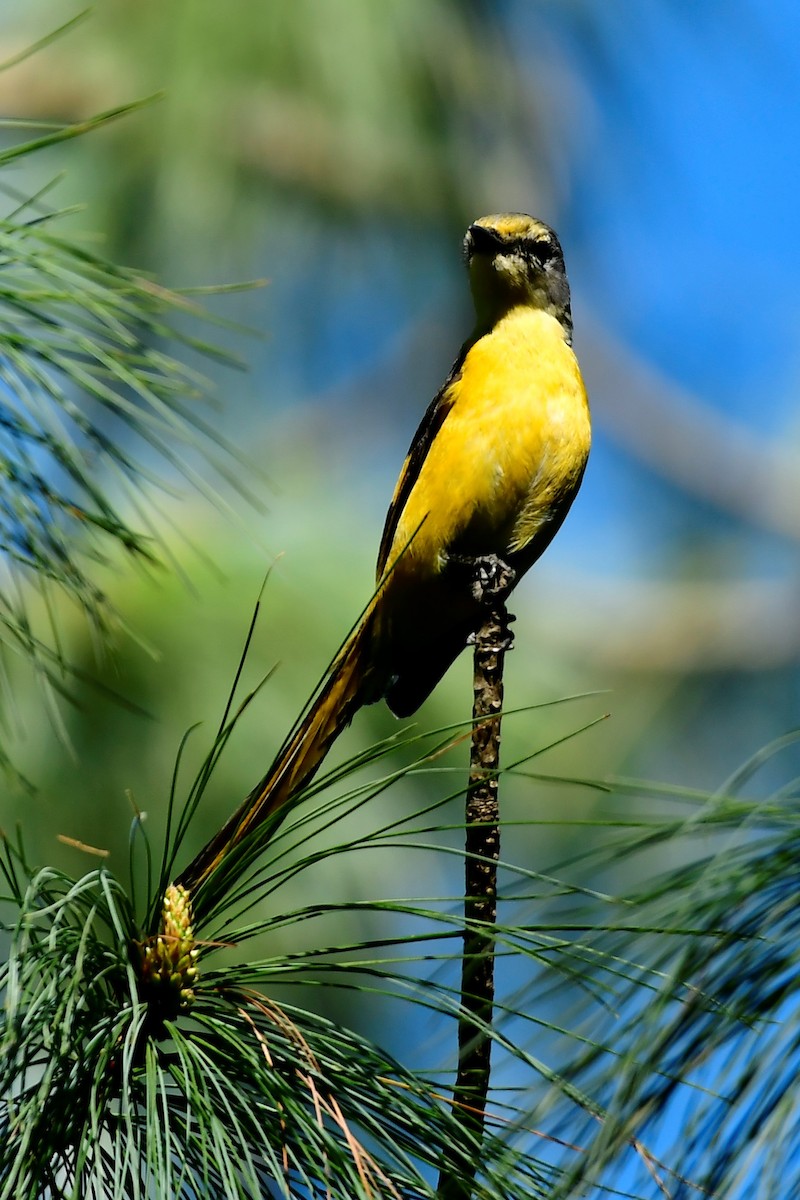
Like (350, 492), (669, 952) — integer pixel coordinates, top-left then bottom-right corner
(548, 0), (800, 415)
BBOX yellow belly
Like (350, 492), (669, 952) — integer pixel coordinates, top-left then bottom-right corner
(385, 306), (590, 579)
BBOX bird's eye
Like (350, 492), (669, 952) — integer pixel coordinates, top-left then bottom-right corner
(528, 238), (555, 264)
(506, 237), (555, 266)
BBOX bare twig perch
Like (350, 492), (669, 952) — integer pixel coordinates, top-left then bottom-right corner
(438, 555), (515, 1200)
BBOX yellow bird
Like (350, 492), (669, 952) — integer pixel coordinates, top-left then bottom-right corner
(179, 214), (590, 891)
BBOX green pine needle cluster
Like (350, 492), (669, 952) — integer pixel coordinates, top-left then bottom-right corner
(0, 747), (557, 1200)
(0, 22), (255, 736)
(5, 696), (800, 1199)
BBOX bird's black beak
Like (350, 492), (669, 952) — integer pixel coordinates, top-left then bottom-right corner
(464, 223), (504, 260)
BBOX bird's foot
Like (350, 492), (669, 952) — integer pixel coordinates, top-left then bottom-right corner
(452, 554), (516, 651)
(467, 554), (516, 606)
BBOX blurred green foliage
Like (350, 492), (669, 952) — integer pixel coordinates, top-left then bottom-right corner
(2, 0), (553, 268)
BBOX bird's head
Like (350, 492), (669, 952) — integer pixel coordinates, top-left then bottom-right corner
(463, 214), (572, 341)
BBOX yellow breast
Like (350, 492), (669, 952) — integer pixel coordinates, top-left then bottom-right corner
(386, 306), (590, 577)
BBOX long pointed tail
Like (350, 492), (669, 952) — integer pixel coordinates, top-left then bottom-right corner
(177, 616), (375, 892)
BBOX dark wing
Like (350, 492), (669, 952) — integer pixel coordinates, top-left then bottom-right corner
(376, 339), (472, 577)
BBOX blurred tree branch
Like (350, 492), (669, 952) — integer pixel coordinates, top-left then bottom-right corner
(531, 571), (800, 672)
(582, 315), (800, 544)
